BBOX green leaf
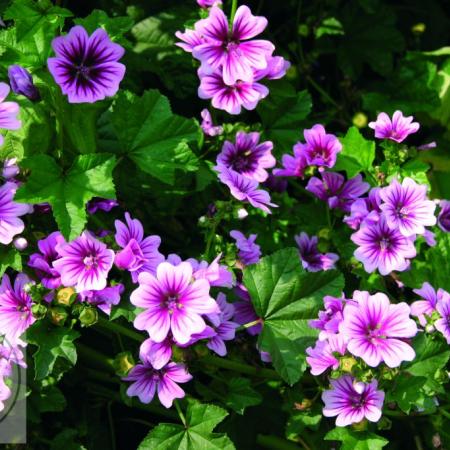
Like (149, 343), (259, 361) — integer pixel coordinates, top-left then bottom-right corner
(4, 0), (72, 43)
(243, 248), (344, 384)
(224, 377), (262, 415)
(257, 83), (312, 152)
(27, 321), (80, 380)
(74, 9), (133, 45)
(110, 90), (200, 184)
(334, 127), (375, 177)
(0, 98), (54, 161)
(138, 401), (235, 450)
(15, 154), (116, 240)
(337, 4), (404, 78)
(315, 17), (344, 39)
(325, 428), (388, 450)
(0, 247), (22, 276)
(388, 373), (427, 414)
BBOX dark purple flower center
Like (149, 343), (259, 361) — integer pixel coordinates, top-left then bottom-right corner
(84, 254), (99, 269)
(164, 294), (182, 314)
(379, 238), (391, 251)
(228, 149), (257, 173)
(351, 393), (367, 408)
(224, 40), (241, 54)
(396, 204), (409, 218)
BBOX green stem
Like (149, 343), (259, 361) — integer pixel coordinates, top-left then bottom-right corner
(230, 0), (238, 23)
(77, 342), (115, 373)
(306, 76), (340, 109)
(201, 355), (279, 379)
(413, 435), (424, 450)
(441, 409), (450, 420)
(96, 317), (144, 343)
(174, 400), (187, 427)
(256, 434), (302, 450)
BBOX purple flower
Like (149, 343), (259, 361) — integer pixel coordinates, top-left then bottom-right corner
(139, 337), (173, 371)
(80, 284), (124, 315)
(322, 375), (384, 426)
(0, 181), (31, 244)
(306, 334), (346, 376)
(380, 178), (436, 237)
(435, 290), (450, 344)
(351, 216), (417, 276)
(273, 146), (308, 178)
(339, 291), (417, 367)
(369, 111), (419, 143)
(2, 158), (20, 180)
(175, 27), (205, 53)
(193, 293), (238, 356)
(8, 65), (40, 101)
(48, 25), (126, 103)
(233, 284), (262, 336)
(0, 342), (26, 377)
(296, 124), (342, 169)
(254, 55), (291, 80)
(193, 6), (274, 85)
(230, 230), (261, 266)
(28, 231), (65, 289)
(438, 200), (450, 232)
(198, 68), (269, 115)
(187, 254), (234, 288)
(53, 231), (115, 292)
(124, 360), (192, 408)
(0, 83), (21, 146)
(0, 376), (11, 412)
(263, 173), (288, 193)
(0, 273), (35, 344)
(309, 295), (349, 340)
(411, 282), (441, 327)
(130, 262), (218, 345)
(216, 132), (275, 182)
(200, 109), (223, 137)
(343, 188), (382, 230)
(86, 197), (118, 214)
(114, 213), (164, 282)
(306, 172), (370, 213)
(295, 232), (339, 272)
(197, 0), (222, 8)
(218, 168), (277, 213)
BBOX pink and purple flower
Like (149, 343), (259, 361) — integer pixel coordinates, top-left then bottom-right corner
(435, 289), (450, 344)
(216, 132), (275, 182)
(369, 111), (419, 143)
(411, 282), (441, 326)
(200, 109), (223, 137)
(0, 83), (21, 146)
(380, 177), (436, 237)
(273, 146), (308, 178)
(322, 375), (384, 426)
(309, 295), (348, 340)
(438, 200), (450, 233)
(230, 230), (261, 266)
(48, 25), (126, 103)
(53, 231), (115, 292)
(306, 335), (346, 376)
(130, 262), (218, 345)
(79, 284), (124, 315)
(339, 291), (417, 368)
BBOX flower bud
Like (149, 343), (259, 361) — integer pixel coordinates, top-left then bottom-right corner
(7, 65), (40, 101)
(340, 356), (357, 373)
(56, 287), (76, 306)
(113, 351), (135, 377)
(352, 112), (368, 129)
(411, 23), (426, 35)
(425, 323), (435, 333)
(2, 158), (19, 180)
(13, 237), (27, 251)
(31, 303), (48, 319)
(352, 418), (368, 431)
(49, 306), (69, 326)
(79, 306), (98, 327)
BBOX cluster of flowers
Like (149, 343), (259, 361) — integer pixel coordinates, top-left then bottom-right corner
(176, 4), (290, 114)
(306, 290), (418, 426)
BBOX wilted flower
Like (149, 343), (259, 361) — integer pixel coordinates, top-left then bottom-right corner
(322, 375), (384, 426)
(197, 0), (222, 8)
(216, 132), (275, 182)
(200, 109), (223, 137)
(351, 216), (417, 275)
(230, 230), (261, 266)
(130, 262), (218, 345)
(369, 111), (419, 143)
(193, 6), (274, 85)
(306, 335), (346, 376)
(411, 282), (441, 326)
(0, 83), (21, 146)
(0, 181), (31, 245)
(380, 177), (436, 237)
(48, 25), (126, 103)
(124, 360), (192, 408)
(309, 295), (348, 340)
(80, 284), (124, 315)
(87, 197), (118, 214)
(218, 168), (277, 213)
(233, 284), (262, 336)
(53, 231), (115, 292)
(28, 231), (64, 289)
(339, 291), (417, 367)
(8, 65), (40, 101)
(295, 232), (339, 272)
(0, 273), (35, 344)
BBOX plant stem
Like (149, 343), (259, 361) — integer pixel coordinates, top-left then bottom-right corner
(230, 0), (238, 23)
(201, 355), (279, 379)
(174, 400), (187, 427)
(242, 319), (262, 329)
(77, 342), (115, 373)
(306, 76), (340, 109)
(96, 317), (144, 343)
(256, 434), (302, 450)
